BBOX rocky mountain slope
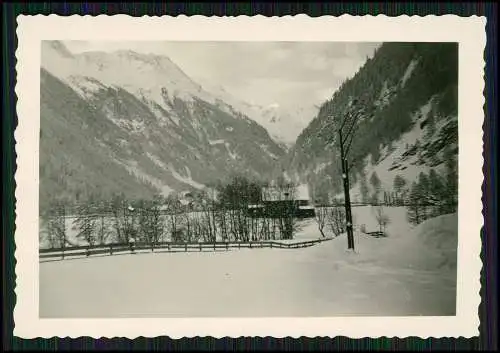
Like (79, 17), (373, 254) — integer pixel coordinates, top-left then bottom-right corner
(199, 82), (319, 148)
(40, 41), (286, 209)
(283, 42), (458, 202)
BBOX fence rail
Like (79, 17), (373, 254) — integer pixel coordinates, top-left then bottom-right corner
(39, 238), (334, 261)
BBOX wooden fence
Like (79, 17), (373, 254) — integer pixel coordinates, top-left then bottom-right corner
(39, 238), (334, 261)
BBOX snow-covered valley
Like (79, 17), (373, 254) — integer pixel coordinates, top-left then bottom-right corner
(39, 207), (457, 318)
(38, 41), (460, 320)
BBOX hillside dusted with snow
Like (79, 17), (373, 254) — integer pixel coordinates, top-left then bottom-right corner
(198, 82), (319, 148)
(283, 42), (458, 202)
(40, 41), (286, 209)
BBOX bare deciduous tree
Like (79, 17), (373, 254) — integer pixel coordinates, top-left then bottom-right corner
(166, 193), (184, 242)
(96, 200), (111, 245)
(45, 200), (69, 257)
(373, 205), (390, 235)
(201, 188), (219, 243)
(44, 200), (67, 249)
(314, 206), (328, 238)
(74, 200), (98, 247)
(326, 206), (346, 237)
(137, 196), (164, 250)
(110, 193), (137, 243)
(274, 177), (298, 240)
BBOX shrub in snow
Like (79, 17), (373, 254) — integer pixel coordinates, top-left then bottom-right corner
(326, 206), (346, 237)
(373, 205), (390, 235)
(314, 206), (328, 237)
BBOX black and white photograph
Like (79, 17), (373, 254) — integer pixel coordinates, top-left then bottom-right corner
(14, 15), (484, 338)
(38, 39), (459, 318)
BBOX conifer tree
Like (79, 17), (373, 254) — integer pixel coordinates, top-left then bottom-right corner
(359, 171), (370, 204)
(406, 181), (423, 225)
(370, 171), (382, 203)
(428, 168), (446, 216)
(393, 174), (407, 204)
(444, 148), (458, 213)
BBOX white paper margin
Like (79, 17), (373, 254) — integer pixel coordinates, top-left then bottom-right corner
(14, 14), (486, 339)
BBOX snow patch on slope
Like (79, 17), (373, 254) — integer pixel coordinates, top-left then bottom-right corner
(225, 142), (239, 160)
(259, 144), (279, 160)
(69, 76), (107, 99)
(114, 158), (173, 196)
(345, 96), (445, 202)
(170, 167), (205, 190)
(208, 139), (225, 146)
(200, 81), (318, 146)
(146, 153), (205, 190)
(401, 59), (419, 87)
(146, 152), (169, 171)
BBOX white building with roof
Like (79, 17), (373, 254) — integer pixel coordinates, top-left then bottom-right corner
(261, 183), (311, 202)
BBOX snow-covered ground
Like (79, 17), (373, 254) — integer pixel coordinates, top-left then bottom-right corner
(39, 207), (457, 318)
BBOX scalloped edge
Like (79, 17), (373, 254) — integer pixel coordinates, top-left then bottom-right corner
(13, 14), (485, 339)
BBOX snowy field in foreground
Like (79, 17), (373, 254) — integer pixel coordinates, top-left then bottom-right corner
(39, 207), (457, 318)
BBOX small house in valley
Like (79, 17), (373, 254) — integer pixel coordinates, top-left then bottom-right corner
(247, 183), (315, 218)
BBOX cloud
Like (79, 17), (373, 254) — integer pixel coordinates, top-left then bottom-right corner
(63, 40), (381, 111)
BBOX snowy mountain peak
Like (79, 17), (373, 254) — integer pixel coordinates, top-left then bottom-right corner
(46, 40), (74, 58)
(41, 41), (213, 109)
(197, 81), (318, 147)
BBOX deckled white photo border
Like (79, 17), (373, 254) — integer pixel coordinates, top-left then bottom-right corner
(14, 14), (485, 339)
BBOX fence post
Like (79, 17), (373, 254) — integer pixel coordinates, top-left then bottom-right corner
(199, 243), (202, 252)
(214, 243), (216, 251)
(168, 243), (170, 252)
(110, 245), (113, 255)
(226, 242), (228, 251)
(86, 247), (90, 257)
(185, 243), (187, 252)
(250, 242), (252, 249)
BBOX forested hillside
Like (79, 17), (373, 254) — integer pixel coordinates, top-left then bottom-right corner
(285, 42), (458, 208)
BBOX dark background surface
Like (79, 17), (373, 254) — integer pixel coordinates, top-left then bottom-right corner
(2, 1), (498, 351)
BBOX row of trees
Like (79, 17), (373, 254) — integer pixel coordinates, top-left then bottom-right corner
(41, 175), (303, 249)
(314, 203), (391, 238)
(310, 160), (456, 238)
(406, 167), (458, 225)
(356, 153), (457, 227)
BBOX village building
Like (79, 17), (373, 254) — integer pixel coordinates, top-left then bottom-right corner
(247, 183), (315, 218)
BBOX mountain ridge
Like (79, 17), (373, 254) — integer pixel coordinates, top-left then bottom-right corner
(40, 41), (287, 209)
(283, 42), (458, 203)
(196, 81), (319, 147)
(40, 41), (458, 210)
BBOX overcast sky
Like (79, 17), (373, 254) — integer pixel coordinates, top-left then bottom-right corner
(64, 41), (381, 111)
